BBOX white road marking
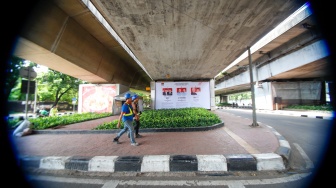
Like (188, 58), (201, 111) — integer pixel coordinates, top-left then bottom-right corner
(293, 143), (315, 169)
(27, 175), (108, 184)
(28, 173), (312, 187)
(223, 127), (260, 154)
(227, 182), (245, 188)
(102, 180), (118, 188)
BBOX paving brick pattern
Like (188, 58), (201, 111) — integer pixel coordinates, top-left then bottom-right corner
(12, 110), (278, 157)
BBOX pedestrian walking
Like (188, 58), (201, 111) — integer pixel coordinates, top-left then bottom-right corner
(131, 94), (142, 138)
(113, 93), (139, 146)
(49, 105), (58, 116)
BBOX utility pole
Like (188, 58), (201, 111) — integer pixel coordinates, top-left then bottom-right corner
(33, 82), (37, 114)
(72, 97), (77, 113)
(24, 73), (30, 119)
(20, 66), (37, 119)
(247, 46), (259, 127)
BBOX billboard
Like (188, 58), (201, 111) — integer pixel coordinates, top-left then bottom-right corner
(78, 84), (117, 113)
(155, 81), (210, 109)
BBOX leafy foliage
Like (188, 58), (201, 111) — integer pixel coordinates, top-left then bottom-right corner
(229, 92), (251, 101)
(36, 69), (87, 105)
(216, 102), (232, 107)
(8, 77), (25, 101)
(30, 112), (111, 130)
(96, 120), (124, 130)
(5, 56), (37, 101)
(94, 108), (222, 130)
(6, 55), (87, 105)
(8, 108), (221, 130)
(285, 104), (333, 111)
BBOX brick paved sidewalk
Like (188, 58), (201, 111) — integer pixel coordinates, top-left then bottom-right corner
(12, 110), (278, 157)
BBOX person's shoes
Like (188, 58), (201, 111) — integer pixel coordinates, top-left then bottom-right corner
(131, 142), (139, 146)
(113, 138), (120, 144)
(136, 134), (142, 138)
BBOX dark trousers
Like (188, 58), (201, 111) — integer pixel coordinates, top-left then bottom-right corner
(134, 120), (140, 135)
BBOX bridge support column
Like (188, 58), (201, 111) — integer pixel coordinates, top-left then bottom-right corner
(210, 79), (216, 111)
(255, 81), (323, 110)
(220, 95), (228, 103)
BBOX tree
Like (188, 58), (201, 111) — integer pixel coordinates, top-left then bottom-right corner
(37, 69), (86, 107)
(229, 92), (251, 103)
(8, 78), (26, 101)
(142, 95), (151, 108)
(6, 55), (87, 107)
(5, 56), (37, 100)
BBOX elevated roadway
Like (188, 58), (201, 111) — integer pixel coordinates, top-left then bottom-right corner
(214, 3), (331, 96)
(13, 0), (320, 93)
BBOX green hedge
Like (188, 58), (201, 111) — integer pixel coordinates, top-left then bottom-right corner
(7, 108), (221, 130)
(30, 112), (112, 130)
(285, 104), (333, 111)
(94, 107), (222, 130)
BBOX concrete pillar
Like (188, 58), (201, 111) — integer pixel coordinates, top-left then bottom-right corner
(221, 95), (228, 103)
(210, 79), (216, 111)
(255, 82), (273, 110)
(150, 81), (156, 110)
(255, 81), (323, 110)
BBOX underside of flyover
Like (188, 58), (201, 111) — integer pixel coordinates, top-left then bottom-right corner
(14, 0), (330, 95)
(215, 48), (332, 96)
(214, 15), (333, 96)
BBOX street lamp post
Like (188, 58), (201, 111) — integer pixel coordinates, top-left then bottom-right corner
(20, 66), (37, 119)
(72, 97), (77, 113)
(247, 46), (259, 127)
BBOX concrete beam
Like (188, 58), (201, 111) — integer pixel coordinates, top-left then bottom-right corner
(257, 40), (330, 81)
(13, 1), (150, 90)
(215, 39), (329, 94)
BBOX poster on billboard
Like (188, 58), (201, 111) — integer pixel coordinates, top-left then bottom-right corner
(155, 81), (210, 109)
(78, 84), (117, 113)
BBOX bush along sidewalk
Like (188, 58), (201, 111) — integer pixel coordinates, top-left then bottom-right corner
(95, 108), (222, 130)
(28, 112), (112, 130)
(7, 108), (222, 130)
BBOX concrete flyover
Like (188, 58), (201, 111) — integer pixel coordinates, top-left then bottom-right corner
(13, 0), (311, 92)
(214, 3), (332, 95)
(14, 0), (153, 91)
(214, 37), (331, 109)
(214, 3), (333, 109)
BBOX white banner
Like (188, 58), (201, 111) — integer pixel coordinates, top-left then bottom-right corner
(155, 81), (210, 109)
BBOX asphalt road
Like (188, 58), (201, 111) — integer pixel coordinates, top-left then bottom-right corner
(222, 109), (335, 187)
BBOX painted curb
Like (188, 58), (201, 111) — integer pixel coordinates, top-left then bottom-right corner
(266, 125), (291, 166)
(258, 110), (333, 120)
(19, 153), (286, 173)
(17, 110), (301, 173)
(219, 107), (334, 120)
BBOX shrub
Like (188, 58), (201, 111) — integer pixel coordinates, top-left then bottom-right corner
(285, 104), (333, 111)
(94, 107), (221, 130)
(30, 112), (112, 130)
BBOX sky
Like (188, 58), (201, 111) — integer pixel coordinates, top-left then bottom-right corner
(34, 65), (48, 73)
(23, 60), (48, 73)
